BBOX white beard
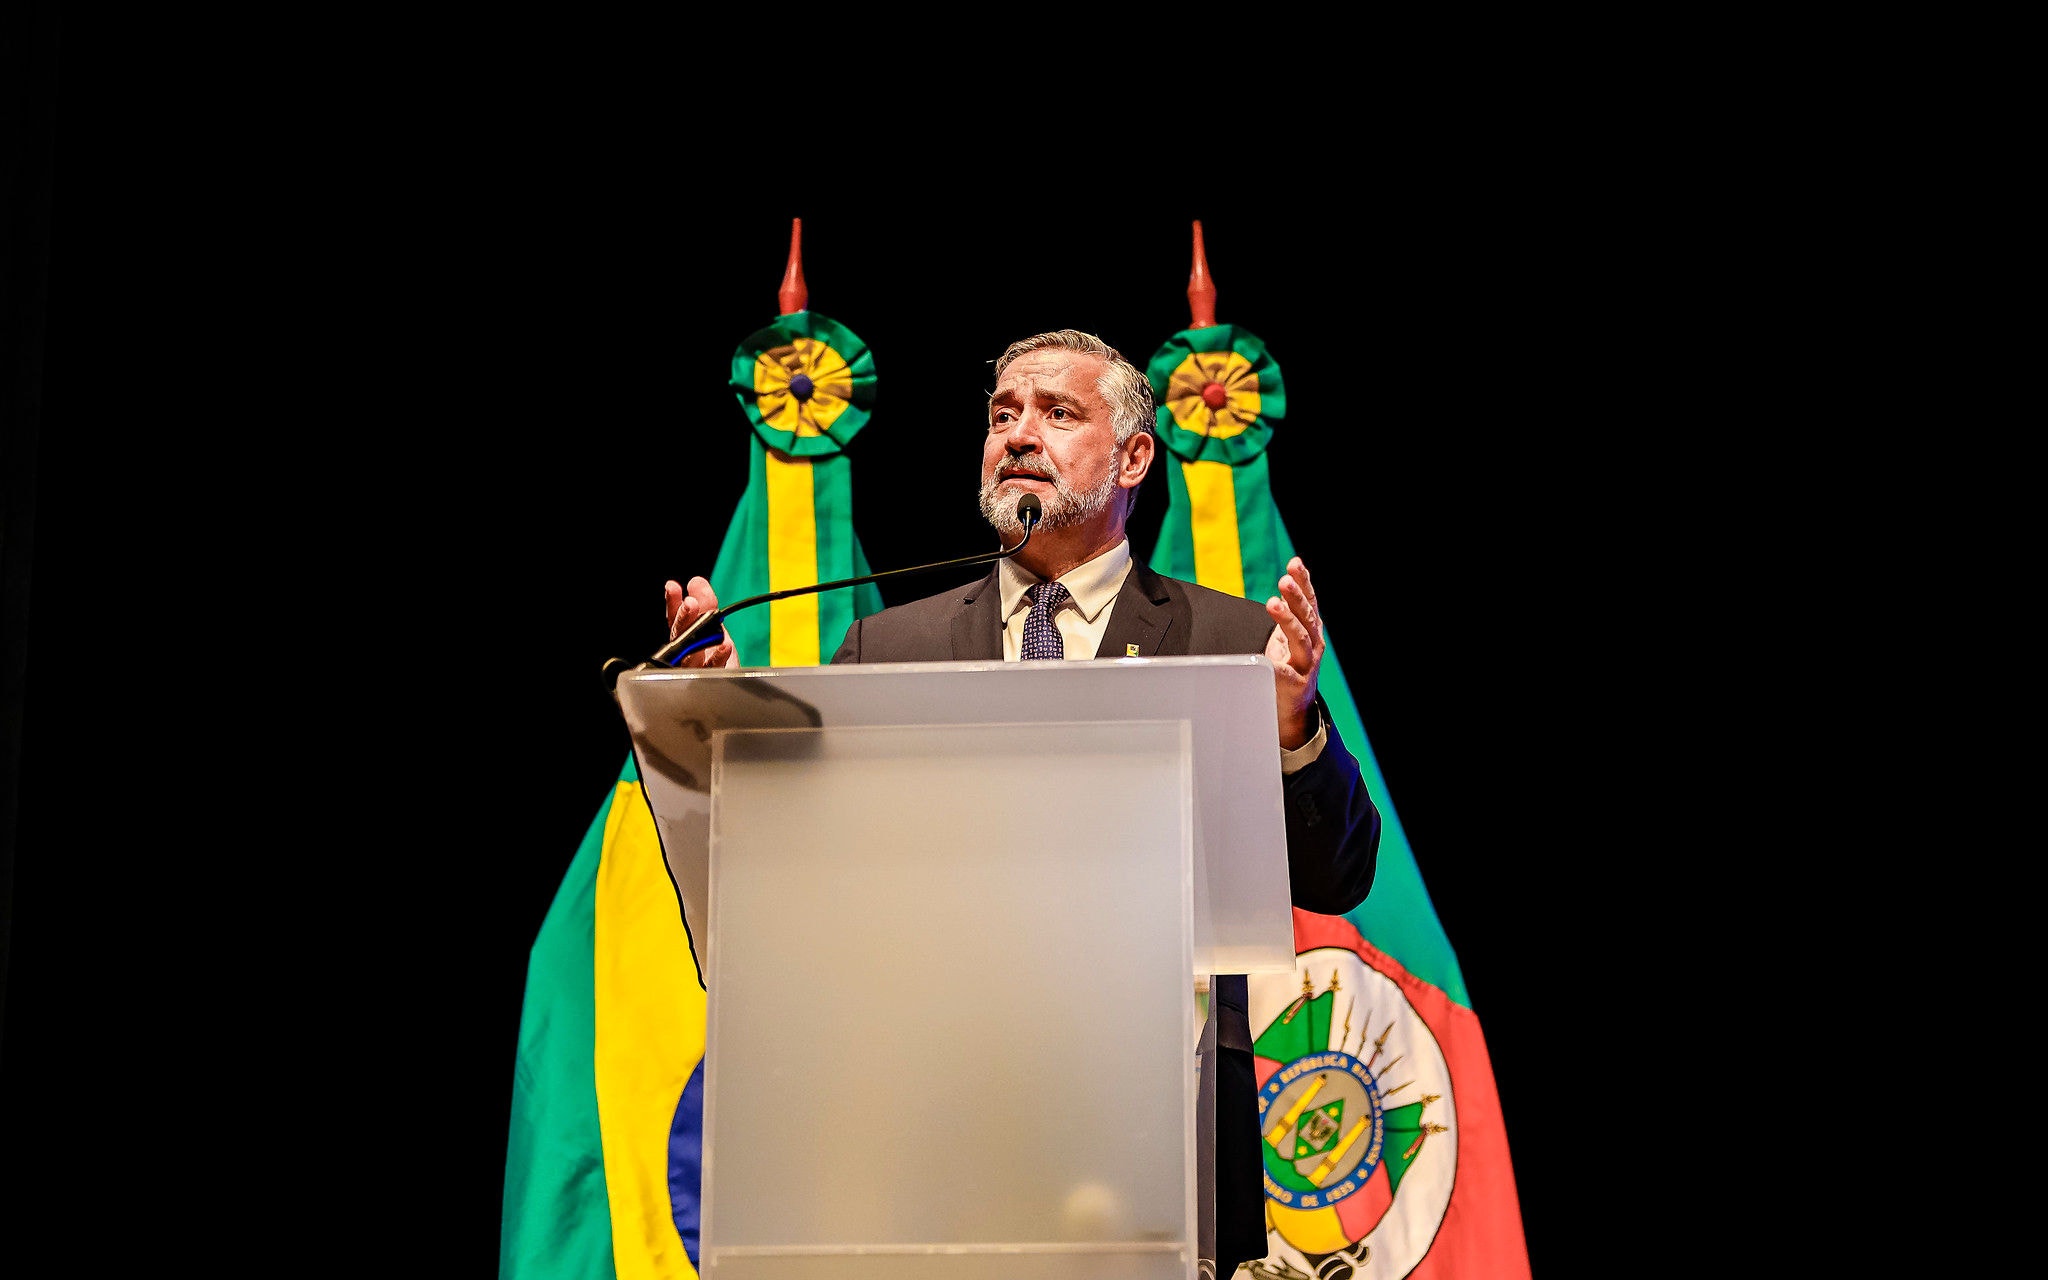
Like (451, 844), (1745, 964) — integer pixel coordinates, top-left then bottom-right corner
(979, 455), (1119, 540)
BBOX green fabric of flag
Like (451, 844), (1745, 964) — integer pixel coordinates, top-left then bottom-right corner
(1147, 323), (1461, 1001)
(1150, 321), (1527, 1277)
(501, 768), (623, 1279)
(710, 446), (881, 669)
(502, 311), (884, 1280)
(1252, 986), (1336, 1064)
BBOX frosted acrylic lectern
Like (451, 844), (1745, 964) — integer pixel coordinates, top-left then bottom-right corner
(614, 655), (1296, 1280)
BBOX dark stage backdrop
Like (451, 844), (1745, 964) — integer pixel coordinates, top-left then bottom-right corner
(7, 108), (1689, 1271)
(434, 208), (1602, 1272)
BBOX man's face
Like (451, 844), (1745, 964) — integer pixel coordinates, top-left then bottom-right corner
(979, 350), (1124, 538)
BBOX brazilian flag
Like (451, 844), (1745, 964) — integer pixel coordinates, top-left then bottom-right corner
(501, 312), (883, 1280)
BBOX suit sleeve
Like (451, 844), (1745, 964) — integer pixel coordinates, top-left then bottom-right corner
(830, 618), (860, 664)
(1279, 697), (1380, 915)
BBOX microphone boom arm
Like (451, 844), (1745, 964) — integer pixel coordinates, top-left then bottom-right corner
(603, 496), (1043, 690)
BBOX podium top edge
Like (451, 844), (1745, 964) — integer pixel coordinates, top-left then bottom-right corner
(618, 654), (1274, 682)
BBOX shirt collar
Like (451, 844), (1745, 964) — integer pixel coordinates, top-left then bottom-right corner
(998, 539), (1134, 623)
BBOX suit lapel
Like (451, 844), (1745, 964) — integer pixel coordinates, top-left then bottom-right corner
(1094, 561), (1185, 658)
(950, 569), (1005, 660)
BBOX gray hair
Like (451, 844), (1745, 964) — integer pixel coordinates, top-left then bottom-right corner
(992, 329), (1156, 446)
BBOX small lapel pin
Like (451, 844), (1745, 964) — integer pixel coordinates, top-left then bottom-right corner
(1126, 643), (1140, 657)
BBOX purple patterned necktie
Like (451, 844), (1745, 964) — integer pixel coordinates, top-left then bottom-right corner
(1020, 580), (1070, 660)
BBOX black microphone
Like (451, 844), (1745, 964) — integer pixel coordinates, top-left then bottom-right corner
(603, 493), (1044, 691)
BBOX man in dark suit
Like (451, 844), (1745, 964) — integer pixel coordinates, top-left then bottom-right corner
(663, 328), (1379, 1277)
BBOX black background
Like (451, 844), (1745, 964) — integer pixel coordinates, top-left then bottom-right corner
(3, 11), (1731, 1275)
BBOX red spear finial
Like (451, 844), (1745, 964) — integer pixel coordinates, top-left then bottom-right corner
(778, 217), (808, 315)
(1186, 219), (1217, 329)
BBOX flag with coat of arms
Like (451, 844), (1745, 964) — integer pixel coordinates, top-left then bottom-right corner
(1148, 221), (1531, 1279)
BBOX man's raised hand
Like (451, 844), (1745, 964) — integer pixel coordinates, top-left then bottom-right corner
(1263, 556), (1325, 750)
(662, 576), (740, 668)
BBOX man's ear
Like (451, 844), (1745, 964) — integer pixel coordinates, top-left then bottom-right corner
(1119, 430), (1156, 490)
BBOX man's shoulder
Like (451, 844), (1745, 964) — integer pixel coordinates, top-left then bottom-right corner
(863, 573), (990, 624)
(1143, 566), (1269, 622)
(831, 570), (992, 663)
(1148, 567), (1270, 617)
(1139, 565), (1276, 653)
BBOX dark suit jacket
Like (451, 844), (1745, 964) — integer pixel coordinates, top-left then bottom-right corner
(831, 558), (1380, 1273)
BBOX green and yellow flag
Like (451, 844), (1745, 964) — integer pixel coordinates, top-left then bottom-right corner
(501, 224), (883, 1280)
(1149, 222), (1530, 1277)
(715, 308), (883, 668)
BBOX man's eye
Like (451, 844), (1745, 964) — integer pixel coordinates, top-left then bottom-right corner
(1050, 407), (1070, 420)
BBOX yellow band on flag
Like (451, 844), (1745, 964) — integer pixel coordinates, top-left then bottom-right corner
(1183, 459), (1246, 599)
(765, 451), (820, 666)
(593, 781), (706, 1280)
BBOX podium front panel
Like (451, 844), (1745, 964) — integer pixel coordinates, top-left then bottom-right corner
(701, 721), (1196, 1278)
(617, 656), (1295, 977)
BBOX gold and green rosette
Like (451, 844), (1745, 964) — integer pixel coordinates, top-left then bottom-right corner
(1148, 323), (1284, 466)
(713, 310), (884, 667)
(728, 311), (877, 456)
(1146, 323), (1290, 600)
